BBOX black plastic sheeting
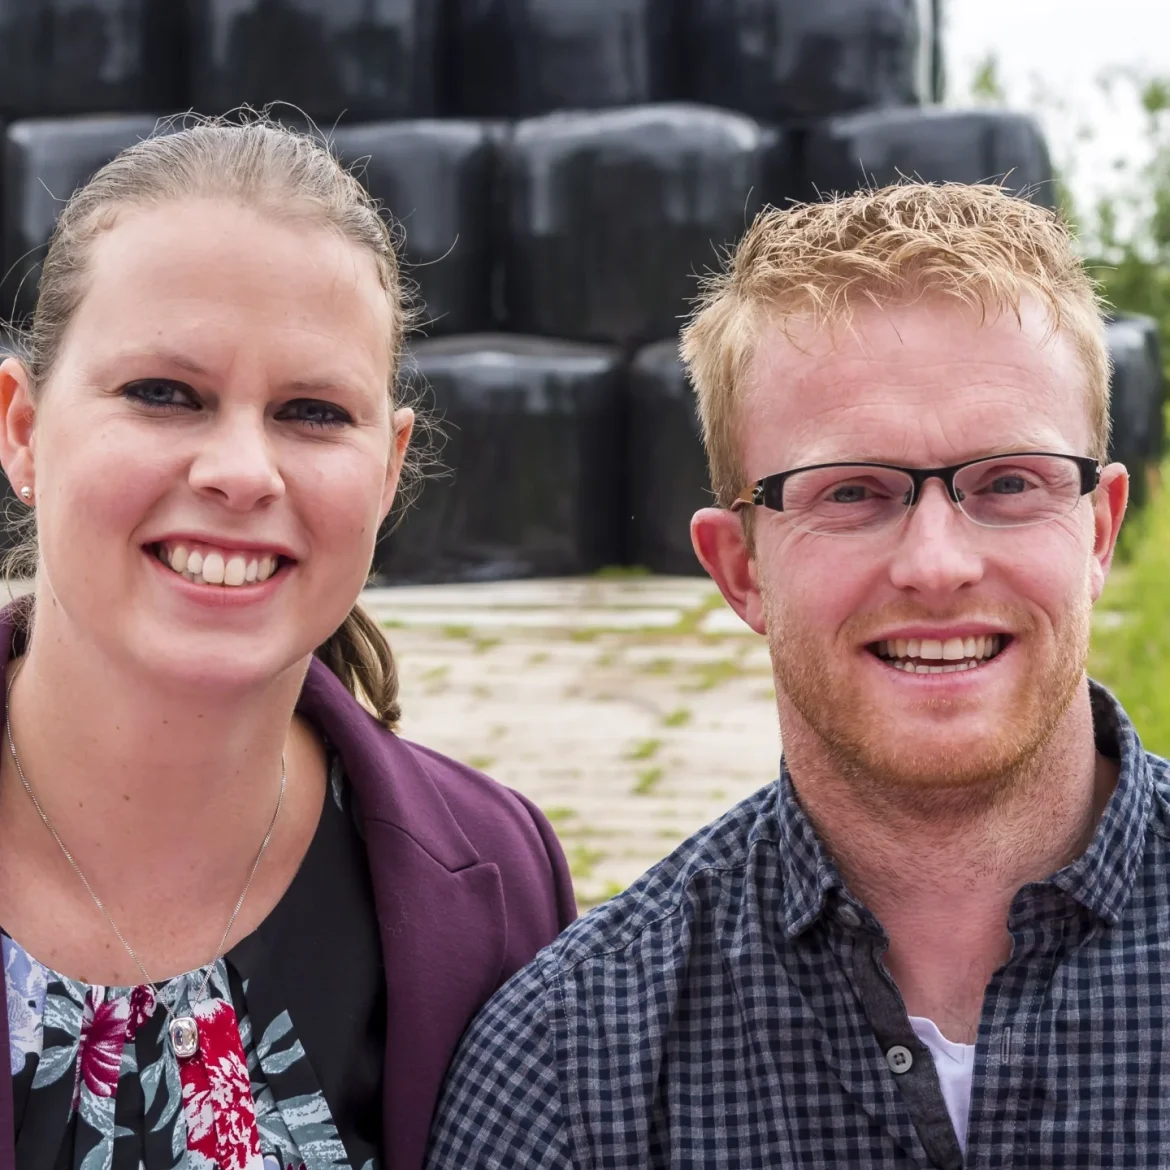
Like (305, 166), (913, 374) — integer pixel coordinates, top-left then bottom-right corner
(683, 0), (922, 123)
(1105, 315), (1167, 510)
(801, 108), (1056, 207)
(332, 121), (498, 337)
(189, 0), (441, 121)
(629, 339), (710, 575)
(375, 335), (626, 582)
(446, 0), (677, 119)
(4, 115), (162, 319)
(501, 104), (768, 347)
(0, 0), (182, 118)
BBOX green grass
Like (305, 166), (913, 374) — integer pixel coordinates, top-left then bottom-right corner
(1089, 466), (1170, 757)
(632, 766), (665, 796)
(567, 843), (606, 882)
(625, 737), (663, 762)
(662, 707), (693, 728)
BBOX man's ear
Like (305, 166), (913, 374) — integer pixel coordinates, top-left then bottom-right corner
(0, 356), (37, 499)
(691, 507), (767, 635)
(1088, 462), (1129, 603)
(379, 406), (416, 524)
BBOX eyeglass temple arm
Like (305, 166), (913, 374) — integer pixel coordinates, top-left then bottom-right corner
(730, 485), (760, 511)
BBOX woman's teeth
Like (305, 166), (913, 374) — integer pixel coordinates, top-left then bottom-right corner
(874, 634), (1006, 674)
(157, 544), (278, 587)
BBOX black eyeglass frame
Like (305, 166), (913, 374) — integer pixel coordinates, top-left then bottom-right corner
(731, 452), (1103, 518)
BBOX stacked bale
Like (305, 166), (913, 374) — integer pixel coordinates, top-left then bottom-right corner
(446, 0), (677, 119)
(0, 0), (182, 119)
(681, 0), (925, 122)
(1106, 315), (1167, 510)
(376, 335), (626, 582)
(189, 0), (441, 120)
(628, 340), (710, 575)
(4, 115), (162, 318)
(801, 108), (1056, 206)
(500, 104), (769, 347)
(332, 121), (499, 336)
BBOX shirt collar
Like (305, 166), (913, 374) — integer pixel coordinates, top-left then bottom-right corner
(1046, 681), (1153, 925)
(772, 681), (1153, 938)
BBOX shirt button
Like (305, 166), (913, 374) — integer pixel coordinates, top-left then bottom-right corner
(837, 904), (862, 928)
(886, 1046), (914, 1075)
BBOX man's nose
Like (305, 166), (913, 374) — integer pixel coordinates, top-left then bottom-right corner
(886, 479), (986, 595)
(187, 409), (285, 511)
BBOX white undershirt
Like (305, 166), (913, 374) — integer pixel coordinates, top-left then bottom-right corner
(908, 1015), (977, 1154)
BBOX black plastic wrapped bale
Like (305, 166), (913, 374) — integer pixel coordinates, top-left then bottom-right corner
(4, 115), (161, 320)
(801, 108), (1056, 207)
(629, 340), (710, 575)
(502, 105), (766, 347)
(446, 0), (677, 119)
(375, 336), (625, 583)
(683, 0), (922, 122)
(331, 122), (497, 337)
(0, 0), (182, 118)
(190, 0), (440, 121)
(1106, 315), (1167, 510)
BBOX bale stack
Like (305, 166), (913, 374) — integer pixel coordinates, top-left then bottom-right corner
(0, 1), (1160, 578)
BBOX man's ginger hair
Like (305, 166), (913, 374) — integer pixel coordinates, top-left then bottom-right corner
(680, 183), (1112, 510)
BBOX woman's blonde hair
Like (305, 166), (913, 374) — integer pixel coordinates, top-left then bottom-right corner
(6, 112), (426, 729)
(681, 182), (1112, 512)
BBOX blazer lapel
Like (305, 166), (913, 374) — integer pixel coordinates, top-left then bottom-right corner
(297, 660), (508, 1170)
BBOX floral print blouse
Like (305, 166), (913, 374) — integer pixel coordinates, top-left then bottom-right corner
(4, 760), (386, 1170)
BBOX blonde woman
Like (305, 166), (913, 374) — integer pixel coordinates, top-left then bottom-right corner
(0, 117), (574, 1170)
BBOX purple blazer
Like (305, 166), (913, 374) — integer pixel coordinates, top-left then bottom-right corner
(0, 613), (577, 1170)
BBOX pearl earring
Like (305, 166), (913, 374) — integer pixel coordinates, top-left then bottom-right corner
(19, 486), (31, 501)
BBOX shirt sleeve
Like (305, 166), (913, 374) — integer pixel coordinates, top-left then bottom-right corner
(425, 959), (575, 1169)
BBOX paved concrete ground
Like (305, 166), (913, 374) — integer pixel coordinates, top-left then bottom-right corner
(363, 578), (781, 907)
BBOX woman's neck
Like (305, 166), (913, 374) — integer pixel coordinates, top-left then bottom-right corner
(2, 606), (317, 908)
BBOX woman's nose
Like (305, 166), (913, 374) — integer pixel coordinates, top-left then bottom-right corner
(186, 410), (285, 511)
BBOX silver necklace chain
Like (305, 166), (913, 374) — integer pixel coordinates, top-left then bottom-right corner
(3, 662), (286, 1027)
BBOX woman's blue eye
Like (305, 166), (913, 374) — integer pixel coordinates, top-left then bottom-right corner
(279, 399), (352, 428)
(122, 379), (197, 409)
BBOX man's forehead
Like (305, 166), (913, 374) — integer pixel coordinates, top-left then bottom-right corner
(739, 298), (1090, 468)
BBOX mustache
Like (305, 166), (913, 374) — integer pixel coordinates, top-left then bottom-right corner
(840, 602), (1040, 644)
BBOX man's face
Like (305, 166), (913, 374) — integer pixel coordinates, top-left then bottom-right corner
(694, 296), (1128, 799)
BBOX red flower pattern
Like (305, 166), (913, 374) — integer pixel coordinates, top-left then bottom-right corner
(74, 990), (131, 1105)
(127, 985), (155, 1041)
(179, 997), (263, 1170)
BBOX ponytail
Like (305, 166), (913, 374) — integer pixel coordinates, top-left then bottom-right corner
(314, 602), (401, 731)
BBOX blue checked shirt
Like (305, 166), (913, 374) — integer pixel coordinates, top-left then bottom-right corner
(426, 683), (1170, 1169)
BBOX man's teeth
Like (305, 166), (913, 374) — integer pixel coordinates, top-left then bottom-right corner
(875, 634), (1005, 674)
(159, 544), (278, 587)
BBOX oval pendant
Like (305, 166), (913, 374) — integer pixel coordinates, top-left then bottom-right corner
(169, 1016), (200, 1059)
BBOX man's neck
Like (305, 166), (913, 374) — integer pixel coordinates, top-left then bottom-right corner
(782, 685), (1117, 1043)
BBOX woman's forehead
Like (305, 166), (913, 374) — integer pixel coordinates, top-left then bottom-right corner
(60, 199), (394, 379)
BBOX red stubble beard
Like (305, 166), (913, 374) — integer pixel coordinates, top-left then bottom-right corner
(761, 581), (1094, 810)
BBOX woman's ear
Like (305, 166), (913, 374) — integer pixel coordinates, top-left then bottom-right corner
(0, 356), (37, 499)
(379, 406), (416, 523)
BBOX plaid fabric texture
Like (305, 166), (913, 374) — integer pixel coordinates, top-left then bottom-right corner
(426, 683), (1170, 1169)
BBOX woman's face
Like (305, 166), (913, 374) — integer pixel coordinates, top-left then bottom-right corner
(1, 197), (411, 693)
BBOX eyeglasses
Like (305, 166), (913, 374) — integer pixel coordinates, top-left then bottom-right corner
(731, 452), (1102, 538)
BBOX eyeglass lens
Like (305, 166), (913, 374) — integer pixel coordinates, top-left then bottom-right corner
(781, 455), (1085, 535)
